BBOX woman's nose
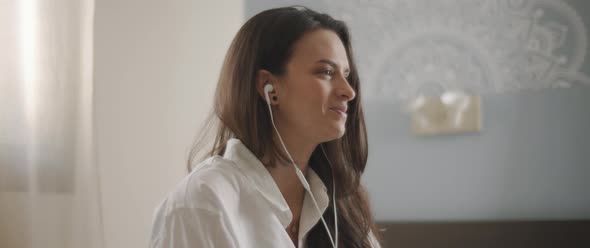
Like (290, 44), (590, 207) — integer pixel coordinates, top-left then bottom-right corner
(337, 75), (356, 101)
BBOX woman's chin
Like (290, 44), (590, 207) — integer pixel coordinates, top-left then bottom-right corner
(326, 126), (346, 140)
(316, 122), (347, 143)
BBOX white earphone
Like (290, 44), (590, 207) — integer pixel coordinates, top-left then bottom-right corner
(263, 83), (338, 248)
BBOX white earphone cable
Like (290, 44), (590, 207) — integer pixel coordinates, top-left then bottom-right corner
(264, 87), (336, 248)
(320, 144), (338, 248)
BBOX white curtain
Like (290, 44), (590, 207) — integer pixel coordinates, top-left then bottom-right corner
(0, 0), (103, 247)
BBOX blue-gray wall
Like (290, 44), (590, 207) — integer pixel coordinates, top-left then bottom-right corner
(245, 0), (590, 221)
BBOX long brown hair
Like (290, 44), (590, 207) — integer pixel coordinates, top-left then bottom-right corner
(188, 6), (380, 248)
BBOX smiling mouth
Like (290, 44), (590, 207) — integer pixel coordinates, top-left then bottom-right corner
(330, 108), (347, 117)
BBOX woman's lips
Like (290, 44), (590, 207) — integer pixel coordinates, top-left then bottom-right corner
(330, 108), (347, 117)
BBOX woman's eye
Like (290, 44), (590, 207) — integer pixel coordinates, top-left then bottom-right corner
(319, 70), (334, 77)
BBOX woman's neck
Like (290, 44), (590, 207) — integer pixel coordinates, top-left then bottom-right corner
(271, 123), (317, 173)
(263, 128), (318, 234)
(264, 128), (317, 197)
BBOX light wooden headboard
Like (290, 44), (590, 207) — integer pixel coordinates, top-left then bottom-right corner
(376, 220), (590, 248)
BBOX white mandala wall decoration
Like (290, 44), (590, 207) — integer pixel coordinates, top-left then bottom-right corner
(319, 0), (590, 103)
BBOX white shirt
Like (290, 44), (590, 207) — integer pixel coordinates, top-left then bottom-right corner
(150, 138), (380, 248)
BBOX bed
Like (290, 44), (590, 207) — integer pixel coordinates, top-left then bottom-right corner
(376, 220), (590, 248)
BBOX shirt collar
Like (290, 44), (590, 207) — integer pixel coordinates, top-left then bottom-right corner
(223, 138), (329, 228)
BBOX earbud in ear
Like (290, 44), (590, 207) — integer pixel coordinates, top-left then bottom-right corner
(264, 84), (274, 94)
(264, 84), (274, 104)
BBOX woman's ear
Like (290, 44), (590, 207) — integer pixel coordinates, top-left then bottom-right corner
(256, 69), (279, 104)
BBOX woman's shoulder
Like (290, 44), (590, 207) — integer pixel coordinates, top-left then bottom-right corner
(155, 155), (248, 214)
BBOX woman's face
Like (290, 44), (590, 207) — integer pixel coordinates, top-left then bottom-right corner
(274, 29), (356, 144)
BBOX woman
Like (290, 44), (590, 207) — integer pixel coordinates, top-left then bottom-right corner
(150, 6), (381, 248)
